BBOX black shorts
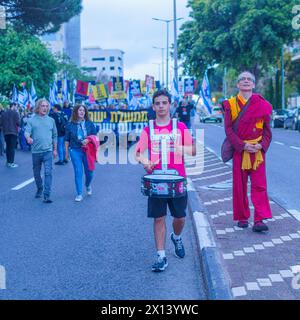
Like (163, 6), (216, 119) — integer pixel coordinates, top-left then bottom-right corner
(147, 194), (188, 218)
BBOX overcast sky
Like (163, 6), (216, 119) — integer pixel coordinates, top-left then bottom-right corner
(81, 0), (191, 81)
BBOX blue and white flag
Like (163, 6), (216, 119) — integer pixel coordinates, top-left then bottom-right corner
(171, 78), (180, 102)
(29, 81), (37, 106)
(18, 86), (29, 107)
(49, 83), (58, 106)
(199, 72), (212, 114)
(62, 75), (68, 103)
(12, 84), (18, 103)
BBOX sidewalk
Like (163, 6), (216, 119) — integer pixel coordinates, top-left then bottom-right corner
(187, 147), (300, 300)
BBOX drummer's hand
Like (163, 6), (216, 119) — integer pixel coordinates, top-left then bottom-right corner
(143, 159), (159, 172)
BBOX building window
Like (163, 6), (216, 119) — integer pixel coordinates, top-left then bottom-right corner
(110, 66), (115, 70)
(82, 67), (97, 71)
(118, 56), (122, 61)
(92, 57), (105, 61)
(118, 67), (122, 71)
(102, 67), (106, 71)
(109, 56), (115, 62)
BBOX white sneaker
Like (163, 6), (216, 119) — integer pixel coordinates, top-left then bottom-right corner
(75, 195), (83, 202)
(86, 186), (92, 196)
(10, 163), (18, 168)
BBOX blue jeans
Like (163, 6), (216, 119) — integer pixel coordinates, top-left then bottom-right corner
(32, 151), (53, 197)
(70, 148), (93, 195)
(57, 136), (65, 162)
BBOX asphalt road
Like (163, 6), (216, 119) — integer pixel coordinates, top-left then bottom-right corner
(0, 147), (206, 300)
(192, 116), (300, 212)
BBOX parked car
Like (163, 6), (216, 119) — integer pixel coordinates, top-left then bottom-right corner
(200, 106), (223, 123)
(283, 108), (300, 130)
(271, 109), (288, 128)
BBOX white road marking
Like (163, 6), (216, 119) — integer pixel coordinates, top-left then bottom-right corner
(206, 147), (215, 154)
(232, 287), (247, 297)
(11, 178), (35, 191)
(287, 209), (300, 222)
(290, 146), (300, 151)
(274, 141), (284, 146)
(0, 265), (6, 289)
(192, 171), (232, 181)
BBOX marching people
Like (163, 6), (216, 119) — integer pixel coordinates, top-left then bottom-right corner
(50, 104), (68, 165)
(0, 102), (20, 168)
(222, 71), (273, 232)
(135, 89), (196, 272)
(25, 99), (58, 203)
(175, 97), (195, 129)
(64, 105), (98, 202)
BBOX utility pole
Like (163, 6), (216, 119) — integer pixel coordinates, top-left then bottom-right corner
(281, 46), (285, 109)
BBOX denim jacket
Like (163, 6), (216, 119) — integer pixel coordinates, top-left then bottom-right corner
(65, 121), (97, 149)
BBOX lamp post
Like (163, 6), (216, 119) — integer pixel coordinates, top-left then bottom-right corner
(152, 62), (161, 83)
(173, 0), (179, 86)
(152, 17), (183, 89)
(153, 46), (165, 88)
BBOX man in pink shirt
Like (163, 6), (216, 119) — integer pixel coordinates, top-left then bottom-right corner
(136, 89), (195, 272)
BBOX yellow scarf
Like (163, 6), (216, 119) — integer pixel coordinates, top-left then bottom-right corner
(228, 95), (264, 170)
(242, 136), (263, 170)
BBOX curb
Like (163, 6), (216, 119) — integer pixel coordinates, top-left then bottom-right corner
(187, 178), (233, 300)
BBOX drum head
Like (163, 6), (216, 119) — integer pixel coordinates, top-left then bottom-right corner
(143, 174), (185, 182)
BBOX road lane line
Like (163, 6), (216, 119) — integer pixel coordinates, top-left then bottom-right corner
(11, 178), (35, 191)
(274, 141), (284, 146)
(290, 146), (300, 151)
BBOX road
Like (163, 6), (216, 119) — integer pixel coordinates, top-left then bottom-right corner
(0, 148), (206, 300)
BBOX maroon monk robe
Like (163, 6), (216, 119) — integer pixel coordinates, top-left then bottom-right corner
(223, 93), (273, 222)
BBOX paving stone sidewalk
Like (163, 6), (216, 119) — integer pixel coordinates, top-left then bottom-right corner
(186, 148), (300, 300)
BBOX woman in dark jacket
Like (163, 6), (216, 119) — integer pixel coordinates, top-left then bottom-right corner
(65, 105), (97, 202)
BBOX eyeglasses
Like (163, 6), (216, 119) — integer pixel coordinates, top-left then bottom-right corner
(238, 77), (254, 82)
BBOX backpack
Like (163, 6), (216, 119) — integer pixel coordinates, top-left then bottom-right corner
(57, 112), (67, 135)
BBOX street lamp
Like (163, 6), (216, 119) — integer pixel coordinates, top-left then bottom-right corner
(152, 17), (183, 90)
(152, 62), (161, 83)
(173, 0), (179, 86)
(153, 46), (165, 88)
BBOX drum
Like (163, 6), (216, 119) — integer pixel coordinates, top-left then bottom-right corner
(141, 174), (187, 198)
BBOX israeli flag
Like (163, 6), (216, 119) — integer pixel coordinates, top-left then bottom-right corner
(62, 75), (68, 103)
(29, 81), (37, 106)
(171, 78), (180, 102)
(49, 83), (58, 106)
(12, 84), (18, 103)
(200, 71), (212, 114)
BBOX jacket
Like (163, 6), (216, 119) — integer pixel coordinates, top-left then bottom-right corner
(0, 109), (20, 135)
(82, 135), (99, 171)
(65, 121), (97, 149)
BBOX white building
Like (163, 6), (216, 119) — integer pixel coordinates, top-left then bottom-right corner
(41, 15), (81, 67)
(81, 47), (125, 80)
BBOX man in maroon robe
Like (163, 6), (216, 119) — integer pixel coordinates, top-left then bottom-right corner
(223, 71), (273, 232)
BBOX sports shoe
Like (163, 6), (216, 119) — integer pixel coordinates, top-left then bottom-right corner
(86, 186), (92, 196)
(237, 220), (249, 228)
(7, 163), (18, 168)
(35, 189), (43, 198)
(252, 221), (269, 232)
(75, 194), (83, 202)
(55, 161), (64, 165)
(63, 159), (69, 164)
(171, 233), (185, 258)
(151, 256), (168, 272)
(43, 196), (53, 203)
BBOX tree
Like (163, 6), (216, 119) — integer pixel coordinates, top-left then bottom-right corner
(55, 53), (93, 82)
(0, 0), (82, 35)
(178, 0), (298, 79)
(0, 29), (57, 97)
